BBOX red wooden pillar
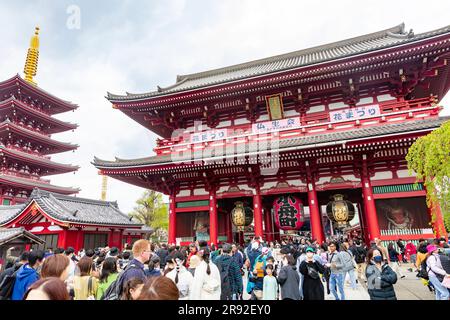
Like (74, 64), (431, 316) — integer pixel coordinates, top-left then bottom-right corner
(75, 227), (83, 251)
(264, 206), (274, 242)
(253, 185), (264, 239)
(168, 192), (177, 245)
(361, 155), (380, 241)
(209, 188), (218, 245)
(431, 202), (448, 240)
(306, 161), (325, 244)
(58, 229), (67, 249)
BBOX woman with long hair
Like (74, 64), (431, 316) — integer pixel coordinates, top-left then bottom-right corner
(73, 256), (98, 300)
(138, 276), (179, 300)
(165, 251), (194, 300)
(121, 278), (145, 300)
(189, 248), (221, 300)
(425, 244), (450, 300)
(96, 257), (119, 299)
(278, 254), (301, 300)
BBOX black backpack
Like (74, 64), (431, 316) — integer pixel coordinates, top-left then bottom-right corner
(217, 259), (233, 300)
(416, 259), (429, 280)
(355, 247), (366, 264)
(0, 269), (19, 300)
(100, 263), (140, 300)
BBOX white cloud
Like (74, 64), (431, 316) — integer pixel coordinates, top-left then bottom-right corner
(0, 0), (449, 213)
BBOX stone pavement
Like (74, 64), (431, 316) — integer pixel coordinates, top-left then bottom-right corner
(243, 263), (436, 300)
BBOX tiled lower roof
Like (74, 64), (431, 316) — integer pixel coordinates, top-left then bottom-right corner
(0, 189), (144, 227)
(93, 117), (449, 169)
(0, 227), (45, 245)
(0, 174), (80, 194)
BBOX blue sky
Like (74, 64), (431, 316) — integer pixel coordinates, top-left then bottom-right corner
(1, 0), (449, 213)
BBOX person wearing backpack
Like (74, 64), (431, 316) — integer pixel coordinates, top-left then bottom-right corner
(214, 243), (243, 300)
(249, 247), (269, 300)
(11, 250), (45, 300)
(189, 248), (221, 300)
(0, 252), (29, 300)
(425, 244), (450, 300)
(340, 244), (357, 289)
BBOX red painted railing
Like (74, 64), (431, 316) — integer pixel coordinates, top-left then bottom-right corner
(153, 96), (440, 155)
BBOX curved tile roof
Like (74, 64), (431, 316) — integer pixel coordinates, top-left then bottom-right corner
(107, 23), (450, 101)
(0, 189), (143, 227)
(0, 227), (45, 245)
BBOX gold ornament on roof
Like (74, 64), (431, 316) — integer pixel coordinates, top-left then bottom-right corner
(24, 27), (40, 86)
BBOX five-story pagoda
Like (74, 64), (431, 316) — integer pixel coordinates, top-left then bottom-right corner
(0, 27), (79, 205)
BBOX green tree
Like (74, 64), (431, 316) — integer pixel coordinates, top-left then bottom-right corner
(129, 190), (168, 239)
(406, 120), (450, 232)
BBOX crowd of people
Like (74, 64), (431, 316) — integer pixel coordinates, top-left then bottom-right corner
(0, 235), (449, 300)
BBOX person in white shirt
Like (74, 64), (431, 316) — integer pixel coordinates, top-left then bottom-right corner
(166, 252), (194, 300)
(189, 248), (221, 300)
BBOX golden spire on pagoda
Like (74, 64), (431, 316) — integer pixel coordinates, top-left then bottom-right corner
(23, 26), (40, 86)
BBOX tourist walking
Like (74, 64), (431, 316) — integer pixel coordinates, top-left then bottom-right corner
(326, 241), (345, 300)
(73, 256), (98, 300)
(262, 264), (278, 300)
(365, 248), (397, 300)
(11, 250), (45, 300)
(166, 251), (194, 300)
(214, 243), (243, 300)
(138, 276), (179, 300)
(388, 242), (405, 278)
(121, 278), (144, 300)
(96, 257), (119, 300)
(189, 248), (221, 300)
(339, 244), (357, 289)
(299, 247), (325, 300)
(425, 244), (450, 300)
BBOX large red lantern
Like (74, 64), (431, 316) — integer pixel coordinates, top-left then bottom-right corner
(273, 195), (304, 230)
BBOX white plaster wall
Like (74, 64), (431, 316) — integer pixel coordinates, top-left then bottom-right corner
(283, 110), (299, 117)
(306, 105), (325, 114)
(235, 118), (251, 125)
(356, 97), (374, 105)
(286, 179), (306, 187)
(216, 120), (232, 128)
(377, 94), (396, 102)
(328, 101), (347, 110)
(397, 169), (416, 178)
(193, 188), (209, 196)
(178, 190), (191, 197)
(341, 174), (359, 182)
(371, 171), (393, 180)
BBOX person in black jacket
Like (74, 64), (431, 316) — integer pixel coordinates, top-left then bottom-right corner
(365, 248), (397, 300)
(299, 247), (325, 300)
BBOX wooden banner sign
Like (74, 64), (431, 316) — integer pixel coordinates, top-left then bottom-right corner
(265, 94), (284, 120)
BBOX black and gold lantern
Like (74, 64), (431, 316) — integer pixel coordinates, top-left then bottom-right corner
(326, 194), (355, 229)
(231, 201), (253, 231)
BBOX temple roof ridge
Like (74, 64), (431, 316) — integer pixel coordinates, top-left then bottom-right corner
(107, 23), (450, 102)
(0, 74), (78, 111)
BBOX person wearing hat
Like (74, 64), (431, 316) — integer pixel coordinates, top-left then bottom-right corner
(299, 247), (325, 300)
(106, 247), (119, 259)
(426, 244), (450, 300)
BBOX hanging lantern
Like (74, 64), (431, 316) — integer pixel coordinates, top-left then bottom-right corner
(231, 201), (253, 231)
(326, 194), (355, 229)
(273, 195), (304, 231)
